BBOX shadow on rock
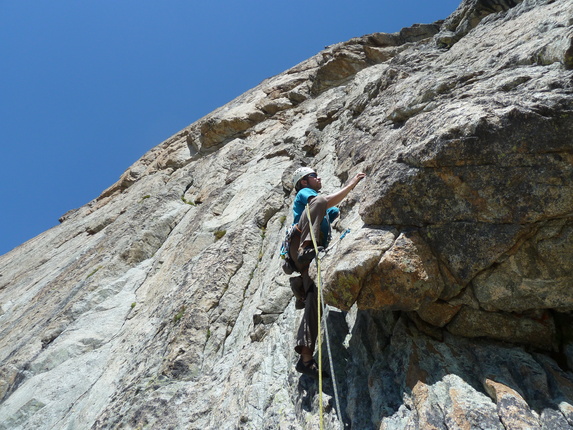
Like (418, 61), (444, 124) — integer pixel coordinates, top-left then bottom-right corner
(342, 309), (573, 429)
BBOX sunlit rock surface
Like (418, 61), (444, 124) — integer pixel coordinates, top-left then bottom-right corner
(1, 0), (573, 428)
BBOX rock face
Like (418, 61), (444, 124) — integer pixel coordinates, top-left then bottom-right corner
(1, 0), (573, 428)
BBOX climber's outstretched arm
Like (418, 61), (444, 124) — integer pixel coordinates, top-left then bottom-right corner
(324, 172), (366, 208)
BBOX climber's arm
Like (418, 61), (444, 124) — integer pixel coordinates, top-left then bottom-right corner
(324, 172), (365, 208)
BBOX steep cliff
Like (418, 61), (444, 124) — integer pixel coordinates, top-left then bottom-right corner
(1, 0), (573, 428)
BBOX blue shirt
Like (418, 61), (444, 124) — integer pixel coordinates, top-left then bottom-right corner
(293, 188), (318, 224)
(292, 188), (340, 247)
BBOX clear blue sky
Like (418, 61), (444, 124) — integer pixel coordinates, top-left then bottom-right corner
(0, 0), (460, 256)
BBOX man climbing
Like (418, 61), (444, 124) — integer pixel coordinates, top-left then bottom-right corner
(289, 167), (365, 378)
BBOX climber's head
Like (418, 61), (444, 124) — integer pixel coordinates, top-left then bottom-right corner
(293, 167), (321, 192)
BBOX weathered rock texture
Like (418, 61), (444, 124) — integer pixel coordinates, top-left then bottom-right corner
(1, 0), (573, 428)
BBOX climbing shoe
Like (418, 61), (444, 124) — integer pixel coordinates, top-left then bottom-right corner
(297, 246), (323, 264)
(295, 358), (330, 380)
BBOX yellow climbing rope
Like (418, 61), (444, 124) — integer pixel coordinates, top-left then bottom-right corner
(304, 204), (345, 429)
(305, 203), (324, 430)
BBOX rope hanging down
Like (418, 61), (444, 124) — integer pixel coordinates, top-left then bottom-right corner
(305, 204), (344, 430)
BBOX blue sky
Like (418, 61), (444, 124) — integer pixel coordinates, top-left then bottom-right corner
(0, 0), (460, 256)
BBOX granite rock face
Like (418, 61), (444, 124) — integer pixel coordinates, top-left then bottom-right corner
(1, 0), (573, 429)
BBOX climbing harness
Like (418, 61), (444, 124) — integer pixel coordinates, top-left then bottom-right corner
(305, 204), (344, 430)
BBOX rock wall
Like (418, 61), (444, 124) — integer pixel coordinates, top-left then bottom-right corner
(1, 0), (573, 429)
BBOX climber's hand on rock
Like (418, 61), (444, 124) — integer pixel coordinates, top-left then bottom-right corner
(350, 172), (366, 188)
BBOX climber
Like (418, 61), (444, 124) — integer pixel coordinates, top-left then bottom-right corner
(289, 166), (365, 379)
